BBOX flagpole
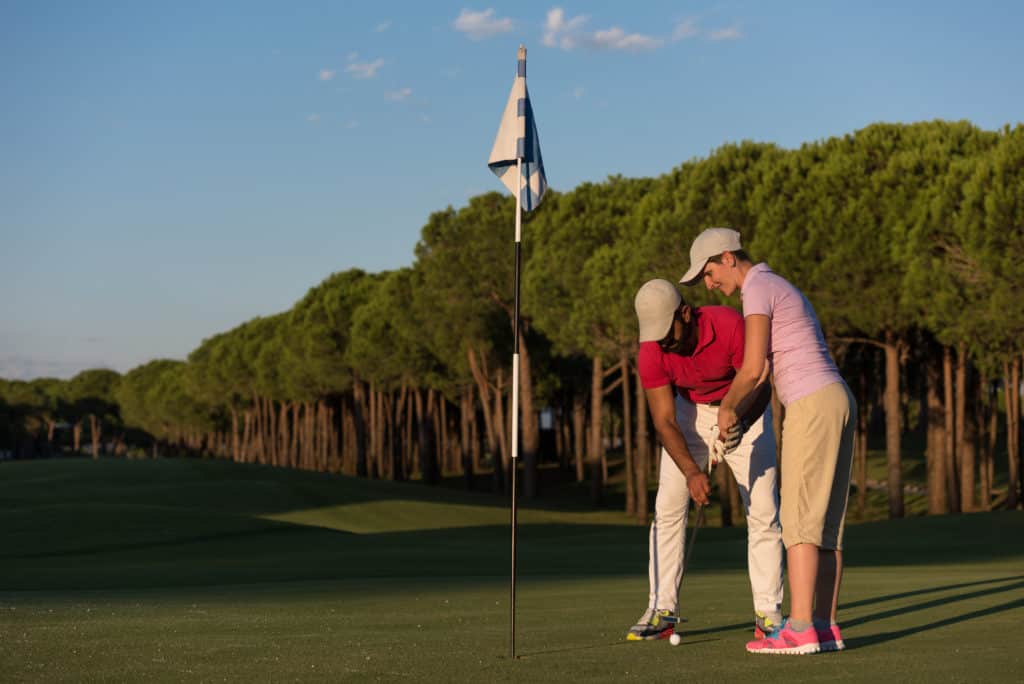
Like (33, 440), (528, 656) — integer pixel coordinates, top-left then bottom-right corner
(486, 42), (544, 660)
(510, 155), (522, 660)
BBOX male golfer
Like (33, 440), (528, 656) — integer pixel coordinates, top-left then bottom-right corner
(626, 278), (784, 642)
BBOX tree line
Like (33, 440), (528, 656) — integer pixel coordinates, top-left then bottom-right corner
(2, 120), (1022, 523)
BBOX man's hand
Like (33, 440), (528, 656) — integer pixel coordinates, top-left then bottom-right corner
(717, 406), (739, 437)
(686, 468), (711, 506)
(721, 422), (744, 453)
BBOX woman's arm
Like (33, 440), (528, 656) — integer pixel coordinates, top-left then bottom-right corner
(717, 313), (770, 435)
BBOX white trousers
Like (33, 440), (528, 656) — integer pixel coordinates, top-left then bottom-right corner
(647, 396), (783, 617)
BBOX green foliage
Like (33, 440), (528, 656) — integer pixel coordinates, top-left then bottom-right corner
(6, 119), (1023, 462)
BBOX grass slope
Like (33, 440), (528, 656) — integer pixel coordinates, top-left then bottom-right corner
(2, 457), (1022, 682)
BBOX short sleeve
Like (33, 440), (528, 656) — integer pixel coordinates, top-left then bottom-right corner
(741, 274), (773, 319)
(637, 342), (671, 390)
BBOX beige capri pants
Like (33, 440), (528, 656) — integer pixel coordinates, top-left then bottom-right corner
(779, 381), (857, 550)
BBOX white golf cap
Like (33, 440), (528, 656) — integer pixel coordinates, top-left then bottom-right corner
(679, 227), (743, 285)
(634, 279), (682, 343)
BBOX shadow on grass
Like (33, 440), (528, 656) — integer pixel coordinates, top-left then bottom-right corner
(845, 578), (1024, 634)
(843, 575), (1024, 610)
(849, 597), (1024, 649)
(517, 636), (720, 659)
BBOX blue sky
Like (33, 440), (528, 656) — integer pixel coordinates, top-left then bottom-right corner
(2, 1), (1022, 380)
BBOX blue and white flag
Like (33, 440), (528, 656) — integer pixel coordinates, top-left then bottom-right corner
(487, 45), (546, 212)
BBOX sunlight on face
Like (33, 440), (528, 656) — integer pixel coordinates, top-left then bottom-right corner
(703, 261), (735, 296)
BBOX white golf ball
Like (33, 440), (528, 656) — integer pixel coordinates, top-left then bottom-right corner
(669, 633), (681, 646)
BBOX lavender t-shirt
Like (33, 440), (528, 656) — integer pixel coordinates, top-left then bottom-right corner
(741, 263), (841, 406)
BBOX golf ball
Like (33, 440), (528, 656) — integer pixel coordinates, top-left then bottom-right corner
(669, 633), (681, 646)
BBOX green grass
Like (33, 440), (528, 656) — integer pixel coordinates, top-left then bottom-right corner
(2, 457), (1023, 682)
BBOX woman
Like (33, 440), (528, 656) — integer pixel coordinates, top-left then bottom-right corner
(680, 227), (856, 655)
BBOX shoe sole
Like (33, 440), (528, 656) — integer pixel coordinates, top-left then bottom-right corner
(746, 642), (821, 655)
(625, 628), (674, 642)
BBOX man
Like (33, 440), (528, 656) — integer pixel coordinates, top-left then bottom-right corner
(627, 278), (784, 642)
(680, 227), (855, 655)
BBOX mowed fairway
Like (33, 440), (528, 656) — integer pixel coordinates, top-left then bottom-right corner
(2, 459), (1022, 682)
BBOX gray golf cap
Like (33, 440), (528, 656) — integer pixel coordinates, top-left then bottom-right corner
(635, 279), (682, 343)
(679, 227), (743, 285)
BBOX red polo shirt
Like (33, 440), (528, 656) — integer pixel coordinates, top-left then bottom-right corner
(637, 305), (745, 404)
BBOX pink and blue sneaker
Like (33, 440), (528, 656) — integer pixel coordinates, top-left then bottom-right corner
(746, 619), (821, 655)
(815, 620), (845, 652)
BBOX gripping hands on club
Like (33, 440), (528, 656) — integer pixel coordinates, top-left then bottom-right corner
(710, 422), (745, 466)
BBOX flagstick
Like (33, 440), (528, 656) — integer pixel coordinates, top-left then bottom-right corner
(510, 156), (522, 660)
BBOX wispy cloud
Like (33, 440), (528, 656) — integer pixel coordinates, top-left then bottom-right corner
(376, 20), (392, 32)
(319, 68), (336, 81)
(709, 26), (742, 41)
(572, 86), (585, 100)
(346, 57), (384, 79)
(307, 113), (321, 123)
(344, 119), (359, 129)
(543, 7), (662, 52)
(672, 19), (698, 41)
(591, 27), (663, 51)
(543, 7), (588, 49)
(453, 8), (514, 40)
(386, 87), (413, 102)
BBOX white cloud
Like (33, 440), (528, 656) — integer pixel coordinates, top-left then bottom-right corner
(376, 20), (392, 32)
(672, 19), (698, 41)
(319, 69), (336, 81)
(543, 7), (662, 52)
(709, 26), (742, 41)
(572, 86), (585, 99)
(386, 87), (413, 101)
(543, 7), (588, 49)
(453, 8), (514, 40)
(347, 51), (359, 61)
(591, 27), (663, 52)
(346, 58), (384, 79)
(344, 120), (359, 129)
(307, 113), (320, 123)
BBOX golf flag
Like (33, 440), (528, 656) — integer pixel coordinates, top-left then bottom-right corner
(488, 45), (546, 211)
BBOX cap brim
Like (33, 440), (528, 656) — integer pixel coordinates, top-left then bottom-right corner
(638, 313), (675, 343)
(679, 260), (707, 286)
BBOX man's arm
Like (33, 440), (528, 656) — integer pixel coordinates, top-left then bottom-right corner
(718, 313), (770, 435)
(646, 384), (711, 506)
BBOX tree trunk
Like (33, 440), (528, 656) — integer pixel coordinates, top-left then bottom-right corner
(943, 347), (960, 512)
(634, 368), (649, 523)
(493, 368), (509, 492)
(925, 351), (947, 514)
(589, 356), (604, 505)
(467, 347), (499, 478)
(956, 344), (974, 512)
(572, 394), (586, 482)
(621, 355), (634, 516)
(461, 385), (474, 489)
(1007, 358), (1020, 509)
(516, 323), (539, 499)
(855, 407), (868, 520)
(417, 389), (440, 485)
(439, 393), (449, 477)
(981, 376), (996, 511)
(89, 414), (101, 460)
(73, 421), (82, 453)
(883, 334), (904, 518)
